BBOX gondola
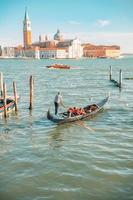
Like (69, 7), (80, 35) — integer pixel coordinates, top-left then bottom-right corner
(47, 96), (109, 124)
(0, 98), (16, 115)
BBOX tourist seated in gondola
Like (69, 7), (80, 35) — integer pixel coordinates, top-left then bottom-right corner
(67, 107), (86, 117)
(78, 108), (86, 115)
(67, 107), (73, 117)
(67, 107), (78, 117)
(85, 104), (99, 113)
(73, 107), (78, 116)
(67, 107), (76, 117)
(90, 104), (98, 111)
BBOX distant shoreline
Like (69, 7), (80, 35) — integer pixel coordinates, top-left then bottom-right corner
(0, 54), (133, 60)
(121, 53), (133, 56)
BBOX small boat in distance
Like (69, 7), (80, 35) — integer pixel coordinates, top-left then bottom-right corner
(46, 64), (70, 69)
(47, 96), (109, 124)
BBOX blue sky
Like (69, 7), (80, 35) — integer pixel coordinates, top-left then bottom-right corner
(0, 0), (133, 52)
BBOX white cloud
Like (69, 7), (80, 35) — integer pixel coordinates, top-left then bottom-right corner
(97, 19), (111, 27)
(68, 20), (81, 25)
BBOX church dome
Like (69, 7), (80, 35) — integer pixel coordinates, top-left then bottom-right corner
(54, 29), (63, 41)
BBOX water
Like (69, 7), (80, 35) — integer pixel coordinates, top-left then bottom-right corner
(0, 58), (133, 200)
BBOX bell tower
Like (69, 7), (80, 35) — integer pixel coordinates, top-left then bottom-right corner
(23, 8), (32, 49)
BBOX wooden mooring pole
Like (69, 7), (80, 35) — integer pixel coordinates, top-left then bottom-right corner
(119, 69), (122, 88)
(3, 83), (7, 118)
(29, 75), (34, 110)
(109, 66), (112, 81)
(13, 81), (18, 112)
(109, 66), (122, 89)
(0, 72), (3, 97)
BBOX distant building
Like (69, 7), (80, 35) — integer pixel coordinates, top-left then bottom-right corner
(1, 47), (15, 57)
(83, 43), (120, 58)
(37, 38), (83, 59)
(54, 29), (64, 41)
(14, 8), (120, 59)
(40, 48), (66, 59)
(23, 8), (32, 49)
(15, 46), (39, 59)
(32, 30), (83, 59)
(32, 38), (57, 49)
(57, 38), (83, 58)
(105, 46), (120, 58)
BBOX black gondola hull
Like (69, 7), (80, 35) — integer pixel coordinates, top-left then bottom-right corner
(47, 96), (109, 124)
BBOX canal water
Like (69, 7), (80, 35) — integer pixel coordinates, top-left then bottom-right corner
(0, 57), (133, 200)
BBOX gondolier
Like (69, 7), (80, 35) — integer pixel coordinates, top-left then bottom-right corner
(54, 92), (64, 115)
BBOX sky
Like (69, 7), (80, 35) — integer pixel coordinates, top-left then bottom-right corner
(0, 0), (133, 53)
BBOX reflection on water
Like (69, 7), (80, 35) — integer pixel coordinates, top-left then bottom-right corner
(48, 124), (73, 149)
(49, 127), (65, 149)
(0, 126), (13, 156)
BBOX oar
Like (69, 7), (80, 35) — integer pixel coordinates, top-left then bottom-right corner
(76, 120), (95, 132)
(61, 101), (67, 109)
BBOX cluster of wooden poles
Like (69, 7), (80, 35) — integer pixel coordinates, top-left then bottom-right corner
(109, 66), (122, 88)
(0, 72), (34, 118)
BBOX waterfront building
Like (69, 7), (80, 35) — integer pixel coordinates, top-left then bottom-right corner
(57, 38), (83, 58)
(23, 8), (32, 49)
(1, 47), (15, 58)
(38, 38), (83, 59)
(105, 46), (120, 58)
(15, 46), (39, 59)
(83, 43), (120, 58)
(32, 30), (83, 59)
(24, 47), (40, 59)
(14, 8), (120, 59)
(33, 38), (57, 49)
(40, 48), (66, 59)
